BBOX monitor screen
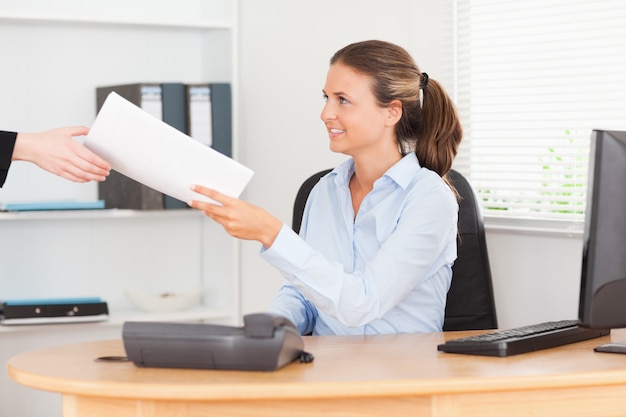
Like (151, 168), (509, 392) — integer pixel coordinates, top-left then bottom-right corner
(578, 130), (626, 329)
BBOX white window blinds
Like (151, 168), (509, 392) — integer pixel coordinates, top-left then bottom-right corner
(453, 0), (626, 223)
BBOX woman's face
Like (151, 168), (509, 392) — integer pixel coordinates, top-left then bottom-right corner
(321, 63), (395, 157)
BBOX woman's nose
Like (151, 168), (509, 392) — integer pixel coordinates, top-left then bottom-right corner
(320, 103), (336, 123)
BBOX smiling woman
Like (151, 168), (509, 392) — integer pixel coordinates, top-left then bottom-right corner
(189, 40), (463, 337)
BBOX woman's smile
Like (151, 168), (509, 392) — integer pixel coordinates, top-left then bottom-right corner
(327, 127), (346, 139)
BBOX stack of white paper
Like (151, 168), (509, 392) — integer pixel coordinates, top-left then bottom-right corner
(85, 92), (253, 204)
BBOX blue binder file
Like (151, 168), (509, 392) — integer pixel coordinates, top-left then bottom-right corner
(0, 200), (105, 212)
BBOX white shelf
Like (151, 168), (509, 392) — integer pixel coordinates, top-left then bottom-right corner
(0, 208), (205, 222)
(110, 307), (232, 324)
(0, 13), (232, 30)
(0, 307), (232, 334)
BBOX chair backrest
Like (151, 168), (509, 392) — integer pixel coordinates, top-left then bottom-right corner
(291, 168), (498, 331)
(292, 168), (333, 234)
(444, 169), (498, 330)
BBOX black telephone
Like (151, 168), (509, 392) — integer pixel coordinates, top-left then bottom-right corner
(122, 313), (310, 371)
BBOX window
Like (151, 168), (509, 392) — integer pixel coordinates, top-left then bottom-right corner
(454, 0), (626, 226)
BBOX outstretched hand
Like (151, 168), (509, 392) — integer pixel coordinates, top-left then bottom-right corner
(189, 185), (283, 248)
(13, 126), (110, 182)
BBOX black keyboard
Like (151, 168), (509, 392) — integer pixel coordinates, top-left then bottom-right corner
(437, 320), (610, 357)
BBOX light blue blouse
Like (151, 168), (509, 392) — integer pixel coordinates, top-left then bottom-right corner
(262, 152), (458, 335)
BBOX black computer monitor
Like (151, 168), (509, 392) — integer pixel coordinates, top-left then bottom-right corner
(578, 130), (626, 352)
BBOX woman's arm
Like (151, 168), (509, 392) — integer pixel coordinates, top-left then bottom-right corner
(190, 180), (458, 328)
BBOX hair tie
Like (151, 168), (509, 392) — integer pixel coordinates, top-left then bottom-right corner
(421, 72), (429, 89)
(419, 72), (429, 108)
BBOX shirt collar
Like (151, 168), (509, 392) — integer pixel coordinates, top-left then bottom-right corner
(330, 152), (421, 190)
(385, 152), (421, 189)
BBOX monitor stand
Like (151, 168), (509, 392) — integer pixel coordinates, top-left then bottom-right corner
(594, 341), (626, 354)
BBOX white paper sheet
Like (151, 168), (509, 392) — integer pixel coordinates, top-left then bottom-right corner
(85, 92), (254, 204)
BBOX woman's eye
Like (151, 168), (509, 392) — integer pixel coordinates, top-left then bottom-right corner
(339, 96), (349, 104)
(322, 94), (328, 102)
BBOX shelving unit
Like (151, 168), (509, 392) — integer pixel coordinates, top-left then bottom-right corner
(0, 2), (240, 416)
(0, 208), (238, 323)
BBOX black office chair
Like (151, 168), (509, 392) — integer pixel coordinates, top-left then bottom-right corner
(291, 168), (498, 331)
(444, 169), (498, 330)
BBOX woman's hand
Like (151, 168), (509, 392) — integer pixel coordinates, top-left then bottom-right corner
(189, 185), (283, 248)
(13, 126), (110, 182)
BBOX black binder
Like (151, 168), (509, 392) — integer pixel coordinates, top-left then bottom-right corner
(161, 83), (189, 209)
(96, 83), (166, 210)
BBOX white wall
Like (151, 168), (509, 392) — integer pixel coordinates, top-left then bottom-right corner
(486, 226), (583, 328)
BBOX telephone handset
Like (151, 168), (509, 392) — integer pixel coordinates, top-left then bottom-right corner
(243, 312), (298, 338)
(122, 313), (311, 371)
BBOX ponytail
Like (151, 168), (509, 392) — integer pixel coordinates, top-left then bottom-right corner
(413, 77), (463, 178)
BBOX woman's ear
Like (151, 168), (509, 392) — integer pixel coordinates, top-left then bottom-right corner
(386, 100), (403, 126)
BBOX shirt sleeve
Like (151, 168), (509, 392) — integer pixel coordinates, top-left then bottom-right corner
(260, 183), (458, 328)
(0, 131), (18, 188)
(267, 282), (318, 335)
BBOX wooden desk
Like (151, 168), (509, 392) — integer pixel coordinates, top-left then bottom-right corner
(7, 329), (626, 417)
